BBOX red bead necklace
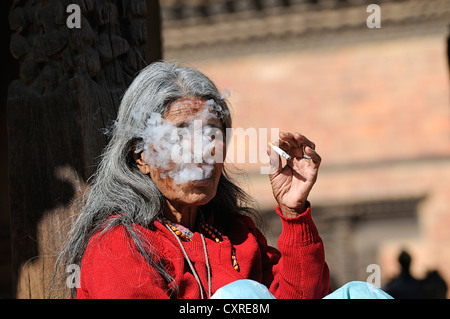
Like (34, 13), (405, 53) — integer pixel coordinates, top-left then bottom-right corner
(159, 217), (240, 271)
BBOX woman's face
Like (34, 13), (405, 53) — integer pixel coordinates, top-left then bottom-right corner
(136, 97), (226, 208)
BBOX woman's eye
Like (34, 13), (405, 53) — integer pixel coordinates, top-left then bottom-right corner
(203, 126), (222, 140)
(172, 127), (189, 143)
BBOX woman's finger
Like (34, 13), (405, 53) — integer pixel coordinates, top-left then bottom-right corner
(304, 146), (321, 166)
(267, 145), (282, 177)
(277, 139), (291, 153)
(279, 132), (303, 158)
(293, 132), (316, 150)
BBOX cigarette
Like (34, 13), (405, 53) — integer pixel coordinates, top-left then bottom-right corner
(268, 142), (312, 161)
(268, 142), (292, 160)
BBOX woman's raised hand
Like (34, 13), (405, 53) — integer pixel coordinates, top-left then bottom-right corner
(267, 132), (321, 218)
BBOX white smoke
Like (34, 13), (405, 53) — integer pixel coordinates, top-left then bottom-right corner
(132, 99), (228, 184)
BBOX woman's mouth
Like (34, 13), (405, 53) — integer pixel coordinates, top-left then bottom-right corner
(190, 165), (215, 185)
(189, 178), (213, 186)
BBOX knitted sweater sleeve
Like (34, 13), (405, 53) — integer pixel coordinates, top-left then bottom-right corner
(258, 203), (331, 299)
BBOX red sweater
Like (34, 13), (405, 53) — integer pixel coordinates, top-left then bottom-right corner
(77, 205), (331, 299)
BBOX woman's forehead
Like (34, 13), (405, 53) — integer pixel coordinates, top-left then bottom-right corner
(165, 98), (221, 124)
(167, 97), (206, 114)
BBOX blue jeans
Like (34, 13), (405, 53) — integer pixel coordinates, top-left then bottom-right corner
(323, 281), (393, 299)
(210, 279), (393, 299)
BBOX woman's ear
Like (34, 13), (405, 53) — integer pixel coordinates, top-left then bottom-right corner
(131, 142), (150, 175)
(134, 152), (150, 175)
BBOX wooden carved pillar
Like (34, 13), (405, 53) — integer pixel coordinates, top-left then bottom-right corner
(7, 0), (161, 298)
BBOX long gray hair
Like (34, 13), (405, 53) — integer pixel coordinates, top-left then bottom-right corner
(56, 61), (259, 298)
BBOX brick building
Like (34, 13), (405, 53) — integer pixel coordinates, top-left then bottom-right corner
(161, 0), (450, 295)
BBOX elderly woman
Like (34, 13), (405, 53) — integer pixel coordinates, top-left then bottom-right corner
(59, 61), (389, 299)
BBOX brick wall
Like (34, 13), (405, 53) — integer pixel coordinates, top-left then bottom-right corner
(195, 35), (450, 169)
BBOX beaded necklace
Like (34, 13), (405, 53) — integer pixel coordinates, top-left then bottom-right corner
(160, 217), (192, 241)
(199, 221), (223, 243)
(159, 216), (240, 271)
